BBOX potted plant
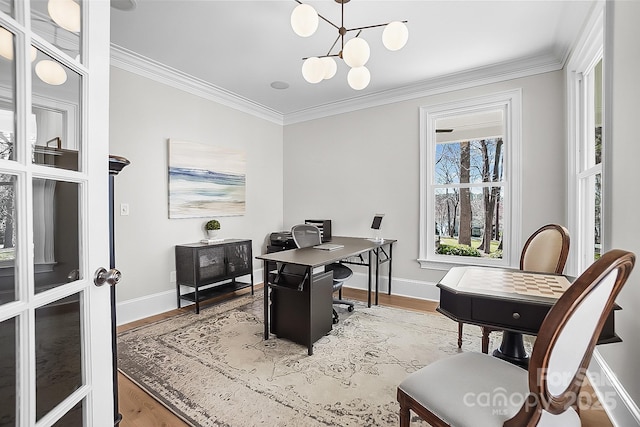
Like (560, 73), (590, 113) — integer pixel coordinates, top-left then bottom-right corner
(205, 219), (220, 238)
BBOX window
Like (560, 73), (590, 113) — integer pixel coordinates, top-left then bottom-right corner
(419, 90), (521, 268)
(567, 7), (604, 275)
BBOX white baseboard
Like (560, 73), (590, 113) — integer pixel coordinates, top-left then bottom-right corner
(589, 350), (640, 426)
(116, 268), (439, 325)
(340, 270), (440, 302)
(116, 289), (180, 325)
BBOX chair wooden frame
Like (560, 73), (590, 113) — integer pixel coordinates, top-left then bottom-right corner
(398, 249), (635, 427)
(458, 224), (571, 353)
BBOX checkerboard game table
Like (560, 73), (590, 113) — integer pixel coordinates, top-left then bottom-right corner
(437, 266), (621, 368)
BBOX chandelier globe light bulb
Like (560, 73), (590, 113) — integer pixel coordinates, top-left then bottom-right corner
(291, 4), (319, 37)
(342, 37), (370, 68)
(301, 57), (325, 83)
(35, 59), (68, 85)
(347, 66), (370, 90)
(321, 57), (337, 79)
(48, 0), (81, 33)
(382, 21), (409, 51)
(0, 27), (14, 60)
(0, 28), (40, 62)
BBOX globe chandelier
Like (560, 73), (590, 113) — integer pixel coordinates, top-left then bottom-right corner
(291, 0), (408, 90)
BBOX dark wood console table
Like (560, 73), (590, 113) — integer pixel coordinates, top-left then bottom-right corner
(175, 239), (254, 313)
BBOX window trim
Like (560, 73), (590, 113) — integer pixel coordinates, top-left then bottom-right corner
(418, 89), (522, 269)
(565, 4), (604, 276)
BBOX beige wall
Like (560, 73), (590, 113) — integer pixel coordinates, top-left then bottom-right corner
(598, 0), (640, 416)
(283, 71), (567, 291)
(109, 67), (284, 303)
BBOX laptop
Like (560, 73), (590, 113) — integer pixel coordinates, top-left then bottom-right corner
(313, 243), (344, 251)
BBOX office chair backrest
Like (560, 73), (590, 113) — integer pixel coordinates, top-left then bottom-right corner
(520, 224), (570, 274)
(291, 224), (322, 248)
(505, 249), (635, 426)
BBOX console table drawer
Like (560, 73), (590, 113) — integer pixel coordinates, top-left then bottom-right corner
(471, 299), (549, 333)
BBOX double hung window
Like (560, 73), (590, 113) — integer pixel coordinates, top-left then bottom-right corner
(419, 90), (521, 268)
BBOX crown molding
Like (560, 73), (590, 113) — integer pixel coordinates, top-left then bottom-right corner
(283, 52), (564, 125)
(110, 44), (284, 125)
(111, 43), (565, 127)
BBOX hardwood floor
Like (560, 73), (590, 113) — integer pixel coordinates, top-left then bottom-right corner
(116, 285), (612, 427)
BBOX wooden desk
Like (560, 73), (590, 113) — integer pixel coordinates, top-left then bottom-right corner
(256, 236), (396, 355)
(437, 266), (620, 367)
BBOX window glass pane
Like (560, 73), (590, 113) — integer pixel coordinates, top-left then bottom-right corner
(594, 59), (602, 165)
(33, 178), (80, 293)
(36, 293), (82, 421)
(435, 186), (503, 259)
(435, 138), (504, 184)
(0, 26), (16, 161)
(0, 173), (17, 305)
(0, 316), (17, 426)
(31, 0), (81, 63)
(594, 173), (601, 260)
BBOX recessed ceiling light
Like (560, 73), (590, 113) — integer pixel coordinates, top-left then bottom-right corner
(270, 81), (289, 90)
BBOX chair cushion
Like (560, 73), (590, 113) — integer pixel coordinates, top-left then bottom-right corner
(325, 263), (353, 282)
(398, 352), (579, 427)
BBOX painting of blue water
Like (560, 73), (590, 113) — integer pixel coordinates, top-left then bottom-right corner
(169, 140), (246, 218)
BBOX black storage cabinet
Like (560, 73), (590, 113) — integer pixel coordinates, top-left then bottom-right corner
(175, 239), (254, 313)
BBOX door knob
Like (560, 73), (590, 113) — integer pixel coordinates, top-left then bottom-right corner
(94, 267), (122, 287)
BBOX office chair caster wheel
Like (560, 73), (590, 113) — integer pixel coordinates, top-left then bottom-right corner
(348, 306), (354, 312)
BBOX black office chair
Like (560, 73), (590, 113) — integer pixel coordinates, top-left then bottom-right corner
(291, 224), (355, 324)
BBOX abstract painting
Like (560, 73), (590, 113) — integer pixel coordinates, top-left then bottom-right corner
(168, 139), (246, 218)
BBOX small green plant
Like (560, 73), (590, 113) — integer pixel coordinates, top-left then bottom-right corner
(205, 219), (220, 231)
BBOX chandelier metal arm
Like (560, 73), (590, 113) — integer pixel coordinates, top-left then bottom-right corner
(347, 19), (408, 33)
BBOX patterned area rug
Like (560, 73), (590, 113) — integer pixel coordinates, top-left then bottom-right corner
(118, 291), (501, 427)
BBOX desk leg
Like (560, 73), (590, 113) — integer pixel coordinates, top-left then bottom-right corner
(263, 261), (269, 340)
(367, 250), (372, 308)
(307, 267), (314, 356)
(492, 331), (529, 369)
(388, 242), (393, 295)
(375, 248), (380, 306)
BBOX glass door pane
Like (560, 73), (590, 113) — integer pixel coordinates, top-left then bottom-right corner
(30, 0), (81, 63)
(33, 178), (80, 294)
(0, 173), (17, 305)
(0, 316), (17, 425)
(0, 25), (16, 161)
(31, 48), (81, 172)
(35, 293), (82, 420)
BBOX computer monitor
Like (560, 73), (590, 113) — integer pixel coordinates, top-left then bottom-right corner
(371, 214), (384, 230)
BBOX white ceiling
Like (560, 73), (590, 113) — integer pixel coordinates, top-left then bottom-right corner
(110, 0), (595, 119)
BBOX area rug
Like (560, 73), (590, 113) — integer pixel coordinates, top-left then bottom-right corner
(118, 291), (503, 427)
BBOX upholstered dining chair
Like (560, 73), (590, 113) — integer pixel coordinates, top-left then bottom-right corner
(291, 224), (355, 324)
(458, 224), (571, 353)
(398, 249), (634, 427)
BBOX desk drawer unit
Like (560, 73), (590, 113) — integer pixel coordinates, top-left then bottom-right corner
(270, 271), (333, 346)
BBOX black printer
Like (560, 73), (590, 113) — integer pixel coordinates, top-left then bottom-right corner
(268, 231), (296, 251)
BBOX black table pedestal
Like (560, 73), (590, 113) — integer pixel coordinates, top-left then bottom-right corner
(492, 331), (529, 369)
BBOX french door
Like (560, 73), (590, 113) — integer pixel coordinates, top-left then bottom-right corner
(0, 0), (113, 425)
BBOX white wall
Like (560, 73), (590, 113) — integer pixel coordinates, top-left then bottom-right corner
(283, 71), (567, 296)
(109, 67), (283, 320)
(596, 0), (640, 422)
